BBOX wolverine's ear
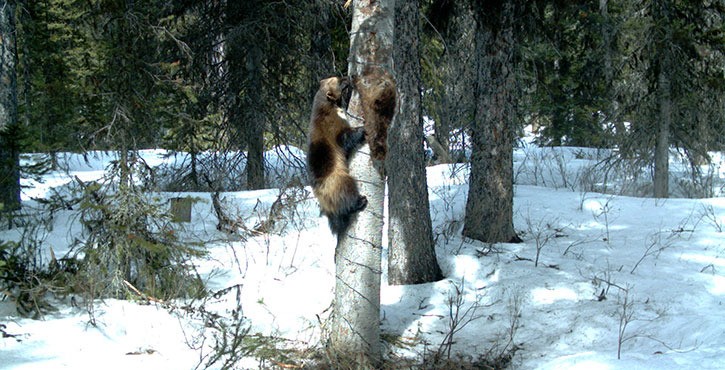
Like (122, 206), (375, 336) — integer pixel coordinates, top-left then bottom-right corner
(326, 90), (336, 102)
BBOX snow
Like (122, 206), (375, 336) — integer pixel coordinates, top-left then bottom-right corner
(2, 144), (725, 369)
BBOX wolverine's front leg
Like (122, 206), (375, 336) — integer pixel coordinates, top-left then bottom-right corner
(338, 127), (366, 159)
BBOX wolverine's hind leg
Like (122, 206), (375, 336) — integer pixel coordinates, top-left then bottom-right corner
(325, 175), (367, 235)
(352, 194), (367, 213)
(338, 176), (367, 216)
(328, 194), (367, 235)
(328, 195), (367, 235)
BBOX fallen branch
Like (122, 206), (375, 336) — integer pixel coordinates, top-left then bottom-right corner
(123, 280), (164, 304)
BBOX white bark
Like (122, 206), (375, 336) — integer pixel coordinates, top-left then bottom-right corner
(330, 0), (394, 365)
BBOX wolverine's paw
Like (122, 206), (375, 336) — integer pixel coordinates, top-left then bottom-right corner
(356, 126), (366, 139)
(356, 127), (367, 146)
(354, 196), (368, 213)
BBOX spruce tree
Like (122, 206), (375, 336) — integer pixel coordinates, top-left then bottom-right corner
(0, 0), (21, 211)
(619, 0), (724, 197)
(462, 0), (521, 243)
(388, 0), (443, 285)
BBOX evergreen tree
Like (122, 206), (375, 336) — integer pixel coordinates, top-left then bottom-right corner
(388, 0), (443, 285)
(423, 0), (476, 163)
(0, 0), (21, 211)
(652, 0), (674, 198)
(16, 0), (84, 153)
(70, 0), (205, 299)
(222, 1), (332, 190)
(224, 1), (266, 189)
(462, 0), (521, 243)
(618, 0), (725, 197)
(521, 1), (615, 147)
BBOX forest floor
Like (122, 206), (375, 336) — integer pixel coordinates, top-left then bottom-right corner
(1, 143), (724, 369)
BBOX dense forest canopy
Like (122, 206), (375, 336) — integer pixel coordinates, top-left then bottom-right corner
(4, 0), (721, 158)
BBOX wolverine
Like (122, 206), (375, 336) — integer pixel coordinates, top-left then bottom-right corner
(307, 76), (367, 235)
(354, 68), (396, 161)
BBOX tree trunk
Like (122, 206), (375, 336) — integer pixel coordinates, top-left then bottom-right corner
(653, 61), (671, 198)
(653, 0), (672, 199)
(225, 1), (266, 190)
(600, 0), (612, 87)
(463, 1), (520, 243)
(330, 0), (394, 365)
(436, 0), (475, 163)
(599, 0), (625, 142)
(549, 6), (567, 146)
(244, 44), (265, 190)
(0, 0), (21, 211)
(387, 0), (442, 285)
(309, 0), (332, 104)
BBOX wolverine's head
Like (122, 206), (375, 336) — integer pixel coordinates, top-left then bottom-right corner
(318, 76), (352, 108)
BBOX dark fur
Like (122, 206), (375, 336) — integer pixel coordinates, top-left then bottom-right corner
(354, 68), (397, 161)
(308, 76), (368, 235)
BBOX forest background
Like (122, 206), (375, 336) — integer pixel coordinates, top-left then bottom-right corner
(1, 0), (722, 201)
(0, 0), (723, 368)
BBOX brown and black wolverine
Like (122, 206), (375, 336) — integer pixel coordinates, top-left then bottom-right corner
(354, 68), (396, 161)
(307, 76), (367, 235)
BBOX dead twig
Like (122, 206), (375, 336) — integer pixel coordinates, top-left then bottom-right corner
(123, 280), (164, 304)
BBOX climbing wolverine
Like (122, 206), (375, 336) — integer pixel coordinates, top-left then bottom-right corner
(354, 68), (396, 161)
(307, 76), (367, 235)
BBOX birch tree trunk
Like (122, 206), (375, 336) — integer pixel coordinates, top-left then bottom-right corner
(462, 1), (520, 243)
(330, 0), (394, 365)
(0, 0), (22, 211)
(387, 0), (442, 285)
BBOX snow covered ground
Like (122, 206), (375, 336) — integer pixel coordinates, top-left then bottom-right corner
(1, 145), (724, 369)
